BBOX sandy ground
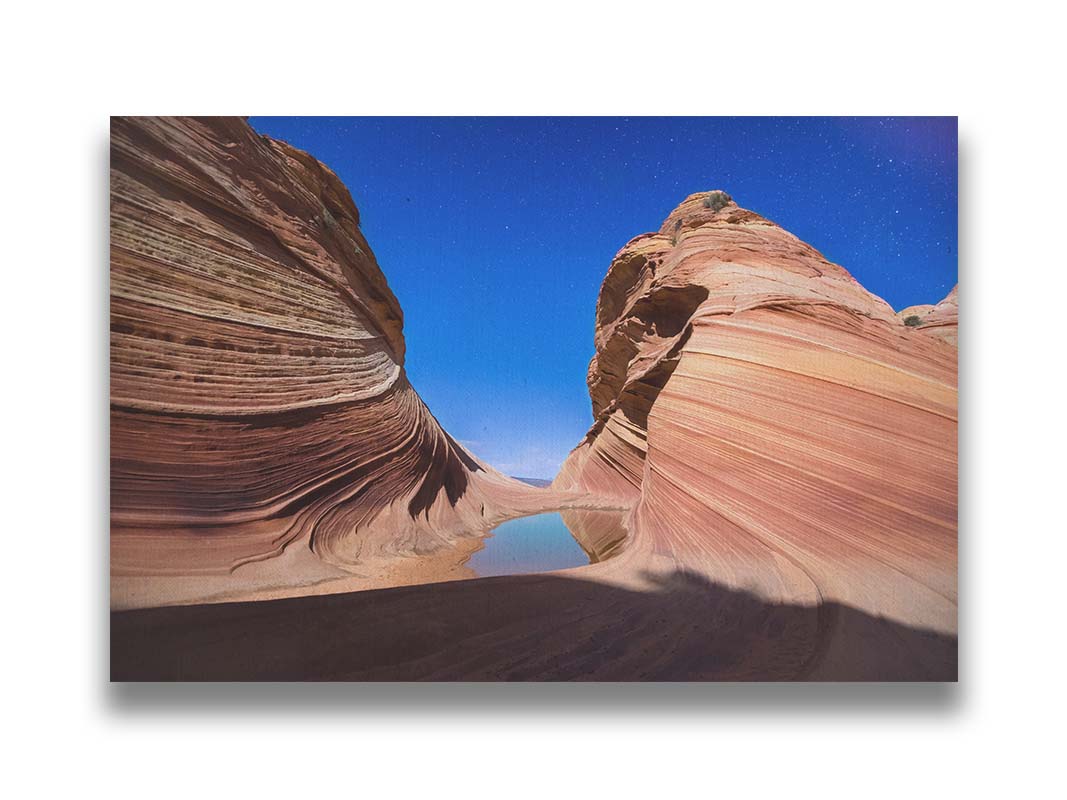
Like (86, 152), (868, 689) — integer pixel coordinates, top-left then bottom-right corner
(112, 532), (482, 610)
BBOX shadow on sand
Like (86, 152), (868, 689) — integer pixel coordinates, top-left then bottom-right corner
(111, 568), (955, 683)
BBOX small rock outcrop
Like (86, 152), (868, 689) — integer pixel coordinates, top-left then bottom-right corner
(899, 284), (959, 345)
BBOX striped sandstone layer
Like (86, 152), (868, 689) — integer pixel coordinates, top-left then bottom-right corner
(555, 191), (958, 673)
(110, 117), (586, 609)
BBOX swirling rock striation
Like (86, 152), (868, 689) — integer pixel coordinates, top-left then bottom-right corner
(110, 117), (560, 609)
(555, 191), (958, 670)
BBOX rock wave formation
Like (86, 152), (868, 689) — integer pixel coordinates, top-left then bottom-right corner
(110, 117), (572, 609)
(555, 190), (958, 667)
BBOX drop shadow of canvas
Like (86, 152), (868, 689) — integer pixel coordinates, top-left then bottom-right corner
(111, 568), (955, 683)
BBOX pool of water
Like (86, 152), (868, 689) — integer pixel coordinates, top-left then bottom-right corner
(468, 512), (590, 577)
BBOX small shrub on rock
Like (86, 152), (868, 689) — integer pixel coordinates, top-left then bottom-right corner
(703, 191), (732, 212)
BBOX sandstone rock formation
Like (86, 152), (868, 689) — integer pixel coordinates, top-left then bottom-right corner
(110, 117), (577, 609)
(554, 191), (958, 670)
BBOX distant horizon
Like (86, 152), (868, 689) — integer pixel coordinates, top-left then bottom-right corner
(249, 117), (957, 478)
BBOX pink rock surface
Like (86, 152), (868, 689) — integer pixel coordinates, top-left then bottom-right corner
(556, 191), (958, 665)
(110, 117), (584, 609)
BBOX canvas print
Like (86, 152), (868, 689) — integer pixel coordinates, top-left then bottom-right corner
(110, 116), (957, 681)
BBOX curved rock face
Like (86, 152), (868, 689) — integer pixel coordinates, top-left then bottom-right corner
(556, 191), (958, 671)
(111, 117), (547, 608)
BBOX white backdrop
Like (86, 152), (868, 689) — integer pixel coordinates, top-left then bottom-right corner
(2, 1), (1063, 797)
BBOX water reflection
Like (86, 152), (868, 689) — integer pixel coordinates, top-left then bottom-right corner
(468, 512), (589, 577)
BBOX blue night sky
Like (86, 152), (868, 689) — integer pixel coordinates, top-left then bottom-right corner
(249, 117), (958, 479)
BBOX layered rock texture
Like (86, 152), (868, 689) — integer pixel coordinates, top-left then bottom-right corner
(110, 117), (566, 609)
(554, 191), (958, 674)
